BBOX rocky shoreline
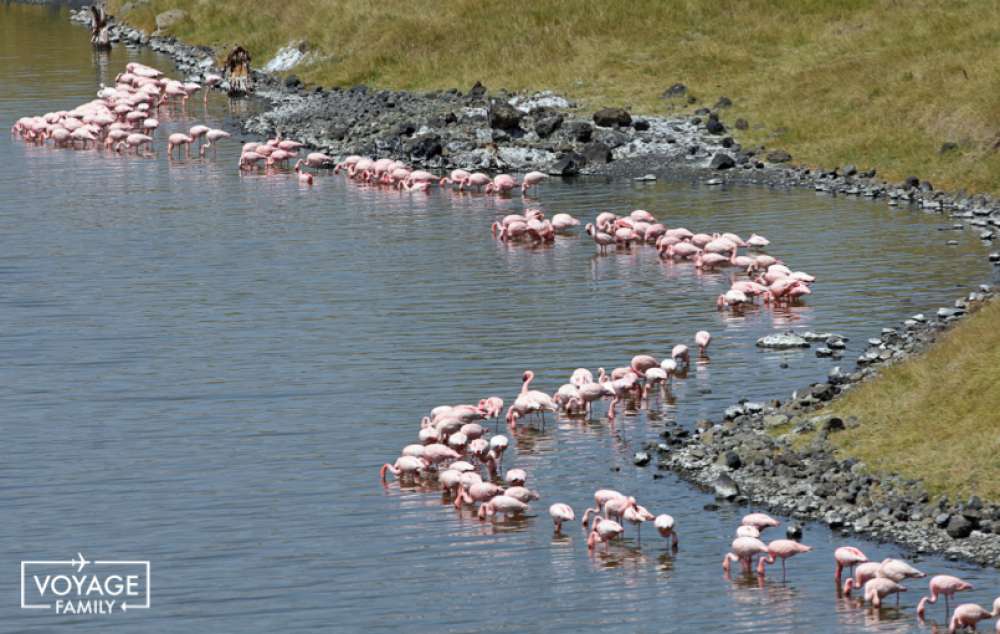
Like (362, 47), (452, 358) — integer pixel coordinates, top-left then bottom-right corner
(69, 6), (1000, 567)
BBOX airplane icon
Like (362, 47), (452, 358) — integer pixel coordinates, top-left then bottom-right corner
(70, 552), (90, 572)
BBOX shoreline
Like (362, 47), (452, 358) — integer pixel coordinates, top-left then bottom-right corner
(67, 5), (1000, 567)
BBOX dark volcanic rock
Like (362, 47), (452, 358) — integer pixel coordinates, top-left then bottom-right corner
(766, 150), (792, 163)
(735, 118), (748, 130)
(550, 152), (586, 176)
(715, 96), (733, 109)
(724, 451), (742, 470)
(405, 134), (443, 160)
(946, 515), (974, 539)
(568, 121), (593, 143)
(634, 451), (651, 466)
(632, 118), (650, 131)
(582, 141), (613, 164)
(593, 107), (632, 128)
(904, 176), (920, 189)
(709, 153), (735, 170)
(488, 100), (523, 131)
(534, 113), (563, 138)
(706, 118), (726, 135)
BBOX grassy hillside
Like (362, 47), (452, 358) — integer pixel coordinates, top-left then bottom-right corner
(109, 0), (1000, 192)
(827, 299), (1000, 501)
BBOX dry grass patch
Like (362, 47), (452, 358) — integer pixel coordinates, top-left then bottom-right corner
(828, 300), (1000, 501)
(106, 0), (1000, 192)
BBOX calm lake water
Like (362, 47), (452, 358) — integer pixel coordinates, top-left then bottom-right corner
(2, 4), (998, 632)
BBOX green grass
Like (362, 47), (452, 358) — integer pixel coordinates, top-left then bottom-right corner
(108, 0), (1000, 192)
(824, 300), (1000, 501)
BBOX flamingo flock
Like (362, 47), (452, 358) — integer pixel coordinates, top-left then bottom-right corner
(380, 350), (997, 631)
(490, 207), (581, 244)
(11, 62), (230, 161)
(580, 208), (816, 310)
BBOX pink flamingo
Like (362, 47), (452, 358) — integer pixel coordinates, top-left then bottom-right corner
(521, 170), (548, 194)
(671, 344), (690, 368)
(834, 546), (868, 586)
(655, 514), (679, 549)
(199, 129), (230, 157)
(303, 152), (335, 169)
(917, 575), (974, 619)
(877, 558), (926, 582)
(464, 172), (491, 190)
(202, 73), (222, 102)
(293, 159), (314, 184)
(478, 494), (529, 520)
(585, 223), (614, 254)
(581, 489), (625, 526)
(440, 168), (470, 188)
(722, 537), (770, 574)
(695, 330), (711, 356)
(844, 577), (907, 608)
(587, 516), (624, 551)
(843, 561), (881, 594)
(757, 539), (812, 578)
(622, 504), (655, 544)
(549, 503), (575, 533)
(948, 603), (998, 633)
(742, 512), (780, 531)
(189, 124), (210, 147)
(379, 455), (427, 482)
(167, 132), (193, 158)
(486, 174), (517, 194)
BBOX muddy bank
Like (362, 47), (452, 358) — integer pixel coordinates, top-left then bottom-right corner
(67, 6), (1000, 566)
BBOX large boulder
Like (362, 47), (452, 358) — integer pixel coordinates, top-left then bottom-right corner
(593, 107), (632, 128)
(488, 100), (522, 131)
(154, 9), (187, 33)
(581, 141), (612, 164)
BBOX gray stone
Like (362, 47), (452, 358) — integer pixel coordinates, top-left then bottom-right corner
(767, 150), (792, 163)
(661, 83), (687, 98)
(713, 474), (740, 500)
(756, 333), (810, 349)
(633, 451), (651, 467)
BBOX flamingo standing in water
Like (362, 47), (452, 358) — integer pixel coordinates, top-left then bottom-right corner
(695, 330), (711, 356)
(379, 455), (427, 482)
(722, 537), (769, 574)
(843, 577), (907, 608)
(757, 539), (812, 579)
(486, 174), (517, 194)
(587, 516), (624, 551)
(549, 503), (575, 534)
(585, 223), (614, 254)
(947, 602), (999, 633)
(167, 132), (193, 158)
(833, 546), (868, 586)
(742, 512), (780, 532)
(199, 129), (230, 157)
(294, 160), (314, 185)
(917, 575), (974, 619)
(521, 171), (548, 194)
(655, 514), (679, 549)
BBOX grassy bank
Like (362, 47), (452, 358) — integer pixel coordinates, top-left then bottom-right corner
(108, 0), (1000, 193)
(813, 299), (1000, 501)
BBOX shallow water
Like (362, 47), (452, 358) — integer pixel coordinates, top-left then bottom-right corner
(2, 4), (999, 632)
